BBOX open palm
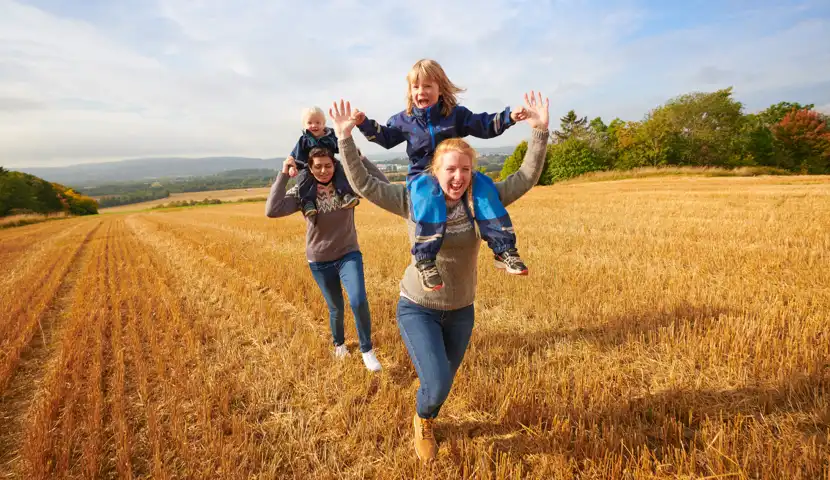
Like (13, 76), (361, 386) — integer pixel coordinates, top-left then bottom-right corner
(329, 99), (357, 137)
(523, 91), (550, 130)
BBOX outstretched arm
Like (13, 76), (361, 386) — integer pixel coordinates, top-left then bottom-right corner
(265, 162), (301, 217)
(495, 91), (550, 207)
(355, 113), (407, 149)
(331, 100), (409, 218)
(456, 103), (529, 139)
(361, 156), (390, 184)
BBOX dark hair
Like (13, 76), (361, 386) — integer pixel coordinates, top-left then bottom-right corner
(308, 147), (334, 165)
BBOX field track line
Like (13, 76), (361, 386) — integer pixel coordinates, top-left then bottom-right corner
(125, 216), (330, 343)
(0, 222), (87, 292)
(0, 220), (104, 476)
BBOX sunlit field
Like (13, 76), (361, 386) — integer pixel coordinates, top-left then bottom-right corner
(1, 175), (828, 479)
(98, 187), (273, 213)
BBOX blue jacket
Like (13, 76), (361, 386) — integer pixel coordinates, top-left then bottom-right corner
(289, 127), (339, 168)
(357, 98), (514, 181)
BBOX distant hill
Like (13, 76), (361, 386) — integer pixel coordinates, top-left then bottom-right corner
(0, 167), (98, 217)
(17, 157), (283, 188)
(15, 145), (518, 188)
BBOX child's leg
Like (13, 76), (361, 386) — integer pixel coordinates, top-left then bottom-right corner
(471, 172), (516, 253)
(408, 175), (447, 261)
(333, 162), (357, 197)
(470, 172), (527, 274)
(407, 175), (447, 290)
(295, 169), (318, 216)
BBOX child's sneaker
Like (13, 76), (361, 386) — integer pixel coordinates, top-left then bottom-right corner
(302, 200), (318, 217)
(334, 344), (349, 359)
(341, 193), (360, 209)
(494, 248), (528, 275)
(415, 258), (444, 291)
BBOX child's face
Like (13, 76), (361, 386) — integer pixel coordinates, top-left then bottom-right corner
(434, 151), (472, 202)
(305, 114), (326, 137)
(410, 76), (440, 110)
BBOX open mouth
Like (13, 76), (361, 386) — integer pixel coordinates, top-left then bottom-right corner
(416, 98), (431, 108)
(448, 181), (464, 195)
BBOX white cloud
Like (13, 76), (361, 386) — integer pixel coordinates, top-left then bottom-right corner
(1, 0), (829, 166)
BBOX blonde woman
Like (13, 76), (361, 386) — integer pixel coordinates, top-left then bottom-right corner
(330, 92), (550, 462)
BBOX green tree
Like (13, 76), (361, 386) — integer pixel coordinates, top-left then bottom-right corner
(552, 110), (588, 143)
(643, 87), (745, 167)
(0, 172), (36, 216)
(541, 138), (605, 184)
(33, 178), (64, 212)
(589, 117), (607, 134)
(499, 140), (528, 180)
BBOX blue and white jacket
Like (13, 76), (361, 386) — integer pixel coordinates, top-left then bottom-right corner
(357, 98), (514, 182)
(289, 127), (339, 169)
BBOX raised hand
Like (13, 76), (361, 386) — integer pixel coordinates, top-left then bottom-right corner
(329, 99), (357, 138)
(523, 91), (549, 130)
(351, 109), (366, 125)
(510, 106), (529, 123)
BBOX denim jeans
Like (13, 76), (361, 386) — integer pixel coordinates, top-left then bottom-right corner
(396, 296), (475, 419)
(308, 250), (373, 353)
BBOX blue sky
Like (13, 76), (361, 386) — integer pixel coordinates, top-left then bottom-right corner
(1, 0), (829, 167)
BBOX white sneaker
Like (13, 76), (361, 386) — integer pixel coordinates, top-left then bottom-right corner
(361, 350), (382, 372)
(334, 344), (349, 359)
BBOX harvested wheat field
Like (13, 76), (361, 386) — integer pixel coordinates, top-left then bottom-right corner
(99, 187), (273, 213)
(1, 175), (829, 479)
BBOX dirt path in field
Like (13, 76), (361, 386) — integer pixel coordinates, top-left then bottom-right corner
(0, 221), (104, 476)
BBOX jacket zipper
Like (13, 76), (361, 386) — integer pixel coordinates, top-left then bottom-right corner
(426, 105), (436, 150)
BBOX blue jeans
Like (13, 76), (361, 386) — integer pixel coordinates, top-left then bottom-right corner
(308, 250), (373, 353)
(396, 297), (475, 419)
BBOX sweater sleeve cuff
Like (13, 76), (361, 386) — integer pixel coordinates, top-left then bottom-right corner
(530, 127), (549, 142)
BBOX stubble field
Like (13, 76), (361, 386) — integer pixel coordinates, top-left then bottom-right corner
(1, 175), (828, 479)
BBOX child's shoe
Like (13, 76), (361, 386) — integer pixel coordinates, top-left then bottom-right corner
(341, 193), (360, 209)
(415, 258), (444, 291)
(302, 200), (318, 217)
(494, 248), (528, 275)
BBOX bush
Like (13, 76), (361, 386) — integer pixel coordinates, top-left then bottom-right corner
(541, 138), (606, 184)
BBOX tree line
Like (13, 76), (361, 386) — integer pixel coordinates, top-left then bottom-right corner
(501, 87), (830, 183)
(0, 167), (98, 217)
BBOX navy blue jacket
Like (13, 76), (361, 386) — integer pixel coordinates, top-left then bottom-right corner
(357, 98), (514, 181)
(289, 127), (339, 169)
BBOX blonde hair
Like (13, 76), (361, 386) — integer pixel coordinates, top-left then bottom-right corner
(431, 138), (478, 174)
(301, 106), (325, 126)
(406, 59), (465, 117)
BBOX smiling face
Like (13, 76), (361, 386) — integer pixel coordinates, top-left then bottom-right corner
(308, 150), (334, 184)
(304, 112), (326, 138)
(434, 150), (473, 201)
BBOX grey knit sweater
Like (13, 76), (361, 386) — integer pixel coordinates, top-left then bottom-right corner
(339, 127), (548, 310)
(264, 158), (388, 263)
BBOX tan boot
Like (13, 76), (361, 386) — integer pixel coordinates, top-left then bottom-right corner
(412, 413), (438, 462)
